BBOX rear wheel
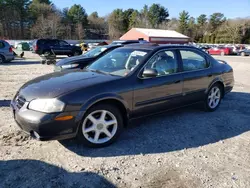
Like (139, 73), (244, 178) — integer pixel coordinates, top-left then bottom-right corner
(77, 104), (124, 147)
(241, 52), (246, 56)
(204, 84), (222, 112)
(0, 55), (5, 64)
(220, 51), (225, 56)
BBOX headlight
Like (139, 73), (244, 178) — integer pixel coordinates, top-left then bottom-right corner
(28, 99), (65, 113)
(61, 64), (79, 69)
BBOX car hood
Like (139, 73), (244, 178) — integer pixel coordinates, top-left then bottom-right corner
(56, 55), (94, 66)
(18, 70), (118, 101)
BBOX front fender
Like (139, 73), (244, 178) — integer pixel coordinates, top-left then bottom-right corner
(75, 93), (130, 122)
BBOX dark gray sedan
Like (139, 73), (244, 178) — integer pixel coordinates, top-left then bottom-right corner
(11, 45), (234, 147)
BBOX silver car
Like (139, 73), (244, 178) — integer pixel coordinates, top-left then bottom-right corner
(0, 40), (15, 63)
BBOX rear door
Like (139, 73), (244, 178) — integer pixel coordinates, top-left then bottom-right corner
(132, 49), (183, 117)
(58, 40), (71, 55)
(179, 49), (212, 104)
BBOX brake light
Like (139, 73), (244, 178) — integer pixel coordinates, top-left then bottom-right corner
(35, 45), (38, 51)
(9, 47), (13, 53)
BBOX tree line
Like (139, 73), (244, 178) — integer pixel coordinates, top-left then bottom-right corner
(0, 0), (250, 44)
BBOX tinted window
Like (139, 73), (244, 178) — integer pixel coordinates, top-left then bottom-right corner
(145, 50), (178, 76)
(59, 40), (68, 46)
(180, 50), (208, 71)
(0, 42), (5, 48)
(84, 46), (108, 58)
(37, 39), (47, 45)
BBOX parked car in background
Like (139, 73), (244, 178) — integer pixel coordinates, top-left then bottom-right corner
(0, 40), (14, 63)
(32, 39), (82, 56)
(207, 46), (232, 56)
(11, 45), (234, 147)
(111, 40), (149, 45)
(16, 42), (31, 51)
(238, 48), (250, 56)
(54, 44), (122, 72)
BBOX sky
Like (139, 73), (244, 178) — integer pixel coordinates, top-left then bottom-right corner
(52, 0), (250, 19)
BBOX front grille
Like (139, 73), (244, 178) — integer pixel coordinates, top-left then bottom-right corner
(16, 95), (26, 109)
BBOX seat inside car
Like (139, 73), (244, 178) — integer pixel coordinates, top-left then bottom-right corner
(152, 53), (177, 75)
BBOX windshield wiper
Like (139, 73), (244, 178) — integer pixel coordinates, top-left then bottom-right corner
(88, 69), (110, 75)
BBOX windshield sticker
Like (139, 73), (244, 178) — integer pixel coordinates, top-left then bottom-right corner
(131, 51), (147, 57)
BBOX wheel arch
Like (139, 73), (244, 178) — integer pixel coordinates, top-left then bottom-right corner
(206, 78), (225, 97)
(78, 94), (130, 128)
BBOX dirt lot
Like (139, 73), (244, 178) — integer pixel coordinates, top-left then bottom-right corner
(0, 56), (250, 188)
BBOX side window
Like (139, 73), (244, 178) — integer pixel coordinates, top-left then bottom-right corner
(59, 40), (69, 46)
(180, 50), (209, 71)
(145, 50), (178, 76)
(0, 42), (5, 48)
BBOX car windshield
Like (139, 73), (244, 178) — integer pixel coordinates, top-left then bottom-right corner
(84, 46), (108, 58)
(87, 48), (149, 77)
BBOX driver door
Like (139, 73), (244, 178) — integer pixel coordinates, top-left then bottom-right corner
(132, 49), (183, 118)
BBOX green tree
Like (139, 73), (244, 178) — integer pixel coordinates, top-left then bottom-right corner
(209, 13), (226, 32)
(108, 9), (125, 39)
(123, 9), (135, 31)
(129, 10), (140, 29)
(67, 4), (88, 25)
(148, 4), (169, 28)
(178, 10), (190, 35)
(188, 17), (196, 41)
(67, 4), (88, 39)
(197, 14), (207, 27)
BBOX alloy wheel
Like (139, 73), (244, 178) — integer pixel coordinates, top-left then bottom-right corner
(208, 86), (221, 109)
(82, 110), (118, 144)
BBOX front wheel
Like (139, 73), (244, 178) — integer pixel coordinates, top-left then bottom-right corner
(77, 104), (124, 147)
(220, 51), (225, 56)
(204, 84), (222, 112)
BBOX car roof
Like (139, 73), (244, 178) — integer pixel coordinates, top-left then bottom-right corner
(120, 44), (203, 51)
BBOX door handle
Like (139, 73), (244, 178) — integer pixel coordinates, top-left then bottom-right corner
(174, 80), (181, 84)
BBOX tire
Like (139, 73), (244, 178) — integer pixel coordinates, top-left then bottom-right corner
(220, 51), (225, 56)
(241, 52), (246, 57)
(77, 104), (124, 147)
(0, 55), (5, 64)
(204, 84), (223, 112)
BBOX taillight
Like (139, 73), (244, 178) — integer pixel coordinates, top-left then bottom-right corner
(35, 45), (38, 51)
(9, 47), (13, 53)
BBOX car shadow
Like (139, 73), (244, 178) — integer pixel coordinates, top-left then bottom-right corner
(0, 159), (116, 188)
(0, 100), (11, 107)
(60, 92), (250, 157)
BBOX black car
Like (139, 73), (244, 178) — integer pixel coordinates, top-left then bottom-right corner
(11, 45), (234, 147)
(111, 40), (149, 45)
(54, 45), (122, 72)
(33, 39), (82, 56)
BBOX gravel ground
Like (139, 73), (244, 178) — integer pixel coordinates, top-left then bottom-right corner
(0, 56), (250, 188)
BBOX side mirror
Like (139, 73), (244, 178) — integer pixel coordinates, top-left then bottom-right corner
(142, 68), (158, 78)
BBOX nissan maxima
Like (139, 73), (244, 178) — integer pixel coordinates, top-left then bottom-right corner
(11, 45), (234, 147)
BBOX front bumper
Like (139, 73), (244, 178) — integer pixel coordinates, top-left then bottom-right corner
(10, 100), (81, 141)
